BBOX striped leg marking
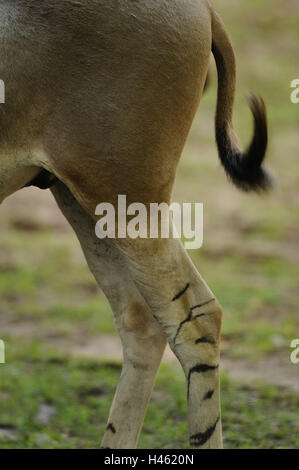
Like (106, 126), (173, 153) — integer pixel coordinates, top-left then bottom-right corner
(173, 297), (215, 346)
(190, 416), (220, 448)
(106, 423), (116, 434)
(187, 363), (219, 399)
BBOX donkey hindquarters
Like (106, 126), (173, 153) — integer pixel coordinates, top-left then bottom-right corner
(44, 1), (222, 449)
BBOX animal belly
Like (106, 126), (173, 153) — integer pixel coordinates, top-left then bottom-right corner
(0, 152), (40, 203)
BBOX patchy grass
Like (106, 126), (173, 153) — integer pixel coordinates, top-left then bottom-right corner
(0, 342), (298, 449)
(0, 230), (115, 336)
(189, 252), (299, 358)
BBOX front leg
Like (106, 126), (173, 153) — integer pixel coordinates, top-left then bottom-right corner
(101, 305), (166, 449)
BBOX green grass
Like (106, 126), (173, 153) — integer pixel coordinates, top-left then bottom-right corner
(0, 342), (298, 449)
(189, 252), (299, 358)
(0, 230), (116, 336)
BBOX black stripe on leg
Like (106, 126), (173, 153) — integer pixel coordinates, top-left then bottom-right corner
(106, 423), (116, 434)
(194, 313), (206, 319)
(191, 298), (215, 313)
(187, 364), (219, 399)
(203, 390), (214, 400)
(195, 336), (216, 345)
(172, 283), (190, 301)
(173, 298), (215, 345)
(173, 311), (193, 345)
(190, 416), (220, 447)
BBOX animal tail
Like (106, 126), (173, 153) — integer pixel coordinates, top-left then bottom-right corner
(210, 9), (272, 192)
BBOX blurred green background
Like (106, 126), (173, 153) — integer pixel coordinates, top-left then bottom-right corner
(0, 0), (298, 449)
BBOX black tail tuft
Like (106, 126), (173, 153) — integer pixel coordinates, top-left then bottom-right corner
(216, 95), (273, 193)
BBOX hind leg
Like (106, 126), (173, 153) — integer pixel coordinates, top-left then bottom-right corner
(51, 181), (166, 449)
(116, 237), (223, 449)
